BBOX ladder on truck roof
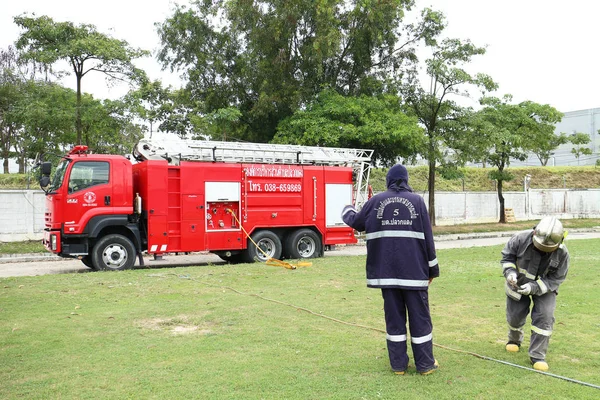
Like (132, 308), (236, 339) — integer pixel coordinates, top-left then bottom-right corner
(133, 136), (373, 208)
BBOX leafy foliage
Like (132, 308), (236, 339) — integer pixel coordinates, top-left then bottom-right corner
(568, 132), (592, 162)
(273, 89), (423, 165)
(531, 131), (568, 166)
(156, 0), (445, 142)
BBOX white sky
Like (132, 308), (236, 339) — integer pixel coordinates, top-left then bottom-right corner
(1, 0), (598, 113)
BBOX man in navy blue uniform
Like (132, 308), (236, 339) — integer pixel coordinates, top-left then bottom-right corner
(342, 164), (440, 375)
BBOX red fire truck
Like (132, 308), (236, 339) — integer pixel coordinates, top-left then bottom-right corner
(38, 137), (372, 271)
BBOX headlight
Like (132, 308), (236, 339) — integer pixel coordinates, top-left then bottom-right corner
(51, 235), (57, 251)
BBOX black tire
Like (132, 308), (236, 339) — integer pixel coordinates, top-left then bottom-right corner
(91, 234), (136, 271)
(80, 256), (95, 269)
(285, 229), (322, 259)
(242, 230), (282, 263)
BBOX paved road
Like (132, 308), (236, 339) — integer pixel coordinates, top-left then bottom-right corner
(1, 230), (599, 278)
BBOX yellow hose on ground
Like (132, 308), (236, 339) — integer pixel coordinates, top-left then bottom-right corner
(226, 208), (312, 269)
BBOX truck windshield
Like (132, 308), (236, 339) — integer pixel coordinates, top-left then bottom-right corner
(47, 160), (70, 193)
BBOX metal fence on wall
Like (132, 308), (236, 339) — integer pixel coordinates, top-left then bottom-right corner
(1, 189), (599, 241)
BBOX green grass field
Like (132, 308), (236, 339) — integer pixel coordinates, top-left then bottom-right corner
(1, 239), (599, 399)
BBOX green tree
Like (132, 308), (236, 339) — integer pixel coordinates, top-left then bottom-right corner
(156, 1), (444, 142)
(273, 89), (423, 165)
(204, 107), (243, 141)
(401, 37), (497, 225)
(14, 14), (148, 144)
(1, 45), (77, 173)
(154, 88), (197, 138)
(531, 131), (568, 166)
(125, 79), (173, 137)
(569, 132), (592, 164)
(80, 96), (143, 154)
(472, 96), (562, 222)
(16, 80), (77, 171)
(0, 47), (22, 173)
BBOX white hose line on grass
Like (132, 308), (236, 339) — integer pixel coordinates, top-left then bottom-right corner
(164, 273), (600, 391)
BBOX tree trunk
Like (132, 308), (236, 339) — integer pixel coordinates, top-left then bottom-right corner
(76, 74), (82, 144)
(2, 157), (8, 174)
(497, 179), (505, 223)
(428, 158), (436, 226)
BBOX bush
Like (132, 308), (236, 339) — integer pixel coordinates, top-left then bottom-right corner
(0, 174), (33, 189)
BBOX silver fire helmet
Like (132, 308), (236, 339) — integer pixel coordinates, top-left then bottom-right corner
(533, 216), (564, 252)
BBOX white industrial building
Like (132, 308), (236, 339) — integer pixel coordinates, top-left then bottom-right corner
(511, 108), (600, 166)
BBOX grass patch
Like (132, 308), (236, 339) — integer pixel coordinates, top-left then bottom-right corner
(0, 241), (45, 254)
(1, 240), (599, 399)
(0, 174), (34, 190)
(369, 165), (600, 192)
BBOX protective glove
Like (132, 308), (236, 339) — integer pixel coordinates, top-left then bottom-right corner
(517, 282), (538, 296)
(506, 272), (518, 288)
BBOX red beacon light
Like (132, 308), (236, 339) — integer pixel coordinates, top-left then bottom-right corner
(68, 145), (89, 155)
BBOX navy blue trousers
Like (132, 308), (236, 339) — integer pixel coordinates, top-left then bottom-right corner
(381, 288), (435, 373)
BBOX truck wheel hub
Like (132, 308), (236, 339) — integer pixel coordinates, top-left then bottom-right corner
(297, 238), (315, 256)
(103, 244), (127, 266)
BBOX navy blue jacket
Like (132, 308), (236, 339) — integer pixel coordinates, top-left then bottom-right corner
(342, 165), (439, 290)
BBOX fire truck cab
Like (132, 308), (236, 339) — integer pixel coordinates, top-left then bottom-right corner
(39, 137), (372, 271)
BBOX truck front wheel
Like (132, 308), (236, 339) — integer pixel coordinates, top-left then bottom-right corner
(81, 256), (94, 269)
(285, 229), (322, 259)
(91, 234), (136, 271)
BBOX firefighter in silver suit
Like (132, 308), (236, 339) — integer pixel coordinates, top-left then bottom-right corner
(501, 216), (569, 371)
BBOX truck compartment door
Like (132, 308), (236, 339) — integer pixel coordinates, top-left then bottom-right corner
(205, 182), (243, 250)
(181, 194), (205, 251)
(325, 183), (353, 227)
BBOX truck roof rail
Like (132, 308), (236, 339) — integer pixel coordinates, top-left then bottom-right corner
(133, 136), (373, 167)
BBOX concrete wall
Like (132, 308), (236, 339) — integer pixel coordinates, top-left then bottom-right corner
(1, 189), (599, 241)
(0, 190), (47, 242)
(431, 188), (600, 225)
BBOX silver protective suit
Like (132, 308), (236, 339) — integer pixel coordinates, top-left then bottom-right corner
(501, 229), (569, 361)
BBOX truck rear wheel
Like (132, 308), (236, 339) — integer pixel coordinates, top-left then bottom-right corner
(285, 229), (322, 259)
(91, 234), (136, 271)
(243, 230), (282, 263)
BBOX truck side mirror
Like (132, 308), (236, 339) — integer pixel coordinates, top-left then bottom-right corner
(40, 176), (50, 188)
(41, 162), (52, 176)
(39, 162), (52, 188)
